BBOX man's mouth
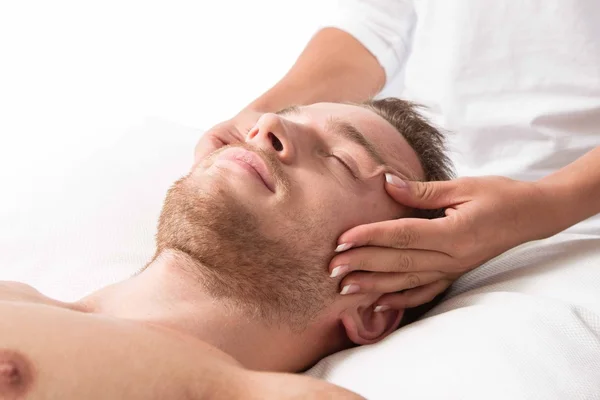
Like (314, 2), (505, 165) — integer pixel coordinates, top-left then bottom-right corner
(215, 147), (276, 192)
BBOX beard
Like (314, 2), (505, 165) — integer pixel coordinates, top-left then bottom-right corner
(155, 147), (336, 329)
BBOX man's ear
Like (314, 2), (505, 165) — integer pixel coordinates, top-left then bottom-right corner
(340, 296), (404, 345)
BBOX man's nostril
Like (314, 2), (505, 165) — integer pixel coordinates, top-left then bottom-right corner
(268, 132), (284, 151)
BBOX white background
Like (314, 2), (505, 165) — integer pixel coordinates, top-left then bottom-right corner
(0, 0), (333, 135)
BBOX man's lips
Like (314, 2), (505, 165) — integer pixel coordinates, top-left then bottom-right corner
(216, 147), (276, 192)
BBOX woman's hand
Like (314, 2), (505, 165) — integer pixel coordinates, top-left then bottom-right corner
(330, 174), (554, 310)
(194, 109), (263, 163)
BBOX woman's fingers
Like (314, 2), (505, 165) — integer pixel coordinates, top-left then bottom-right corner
(336, 217), (453, 253)
(194, 110), (262, 164)
(339, 270), (446, 294)
(374, 280), (453, 310)
(384, 175), (466, 210)
(326, 176), (550, 311)
(329, 246), (457, 277)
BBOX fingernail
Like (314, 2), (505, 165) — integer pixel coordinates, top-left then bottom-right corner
(374, 305), (390, 313)
(335, 243), (353, 252)
(385, 173), (407, 188)
(340, 284), (360, 295)
(330, 265), (349, 278)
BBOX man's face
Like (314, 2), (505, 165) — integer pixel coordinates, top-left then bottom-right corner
(157, 102), (423, 327)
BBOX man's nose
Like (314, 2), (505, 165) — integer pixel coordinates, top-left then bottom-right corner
(246, 113), (295, 164)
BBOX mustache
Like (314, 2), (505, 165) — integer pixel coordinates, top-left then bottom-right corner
(206, 142), (291, 193)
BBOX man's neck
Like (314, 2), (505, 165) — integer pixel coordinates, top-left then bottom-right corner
(74, 251), (340, 372)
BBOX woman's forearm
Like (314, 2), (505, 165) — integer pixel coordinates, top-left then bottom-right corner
(245, 28), (385, 113)
(535, 146), (600, 237)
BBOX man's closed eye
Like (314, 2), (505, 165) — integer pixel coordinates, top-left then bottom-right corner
(329, 153), (358, 180)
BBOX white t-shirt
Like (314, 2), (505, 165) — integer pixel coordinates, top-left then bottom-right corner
(323, 0), (600, 234)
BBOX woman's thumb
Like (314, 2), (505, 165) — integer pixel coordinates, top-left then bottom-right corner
(384, 173), (458, 209)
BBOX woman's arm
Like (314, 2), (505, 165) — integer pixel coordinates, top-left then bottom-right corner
(247, 0), (416, 112)
(535, 146), (600, 238)
(246, 27), (385, 113)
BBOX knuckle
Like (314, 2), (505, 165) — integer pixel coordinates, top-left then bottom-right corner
(396, 254), (413, 272)
(413, 182), (431, 200)
(406, 274), (421, 289)
(414, 181), (439, 201)
(389, 227), (418, 248)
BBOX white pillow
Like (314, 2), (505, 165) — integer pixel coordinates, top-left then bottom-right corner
(306, 233), (600, 399)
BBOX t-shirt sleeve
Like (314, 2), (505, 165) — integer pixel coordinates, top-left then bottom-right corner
(318, 0), (416, 85)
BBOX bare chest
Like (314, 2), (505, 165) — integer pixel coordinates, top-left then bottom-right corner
(0, 297), (245, 399)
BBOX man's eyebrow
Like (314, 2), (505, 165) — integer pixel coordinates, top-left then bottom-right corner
(325, 118), (387, 166)
(275, 105), (302, 116)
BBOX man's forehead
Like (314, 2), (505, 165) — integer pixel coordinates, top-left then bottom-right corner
(296, 103), (424, 180)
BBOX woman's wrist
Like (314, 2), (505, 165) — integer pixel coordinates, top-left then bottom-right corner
(531, 147), (600, 239)
(530, 178), (577, 240)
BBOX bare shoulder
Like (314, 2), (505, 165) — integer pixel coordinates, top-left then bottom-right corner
(0, 281), (44, 301)
(246, 370), (365, 400)
(0, 301), (248, 399)
(0, 280), (74, 310)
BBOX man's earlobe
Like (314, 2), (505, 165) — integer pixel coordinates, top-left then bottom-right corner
(340, 304), (404, 345)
